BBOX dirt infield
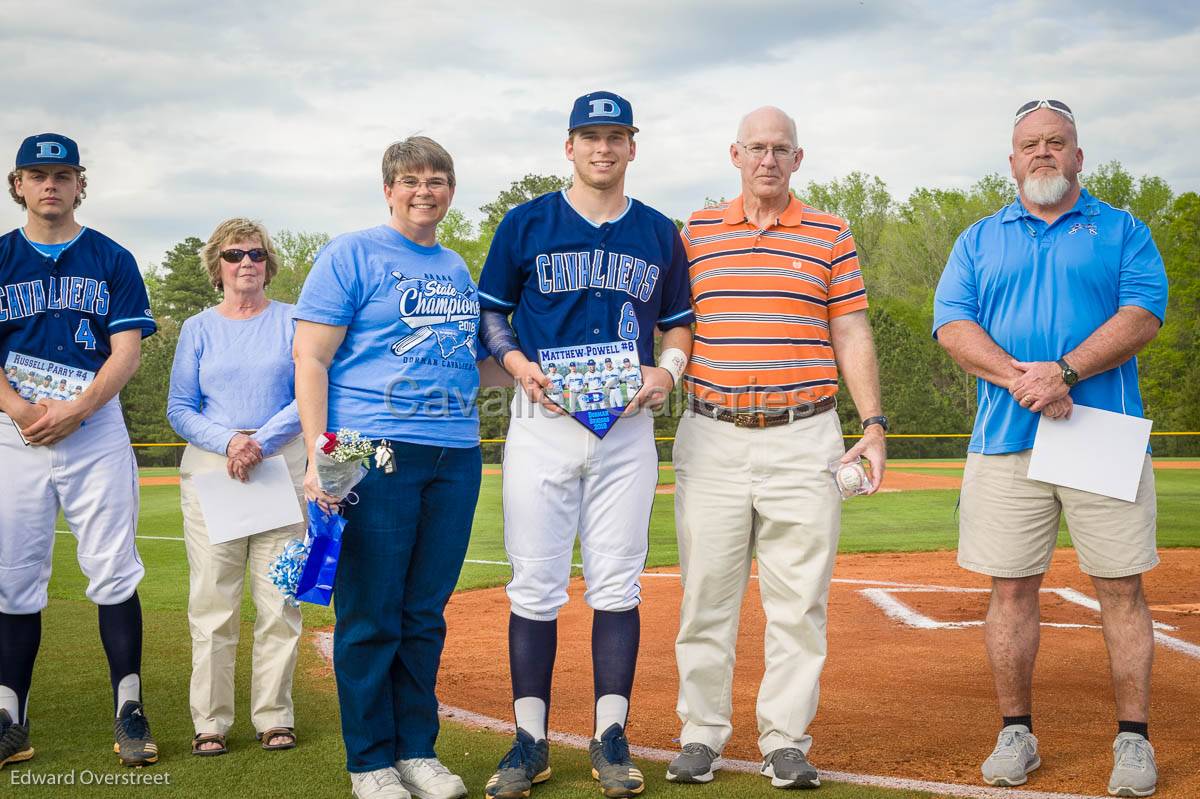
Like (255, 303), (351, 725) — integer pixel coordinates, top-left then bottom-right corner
(439, 549), (1200, 798)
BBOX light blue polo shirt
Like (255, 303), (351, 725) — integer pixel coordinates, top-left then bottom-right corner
(294, 225), (481, 447)
(933, 189), (1167, 454)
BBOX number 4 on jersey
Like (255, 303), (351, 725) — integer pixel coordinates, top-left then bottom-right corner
(75, 319), (98, 350)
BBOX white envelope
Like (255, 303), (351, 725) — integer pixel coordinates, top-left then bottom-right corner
(1027, 404), (1152, 502)
(192, 455), (303, 544)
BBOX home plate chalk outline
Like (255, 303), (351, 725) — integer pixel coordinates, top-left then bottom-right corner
(855, 579), (1200, 662)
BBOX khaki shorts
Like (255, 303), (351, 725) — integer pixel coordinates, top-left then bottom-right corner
(958, 450), (1158, 579)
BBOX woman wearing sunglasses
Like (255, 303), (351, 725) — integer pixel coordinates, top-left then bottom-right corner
(166, 218), (305, 757)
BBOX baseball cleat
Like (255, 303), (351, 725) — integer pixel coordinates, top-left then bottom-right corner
(0, 710), (34, 769)
(589, 724), (644, 797)
(113, 700), (159, 767)
(981, 725), (1039, 787)
(1108, 733), (1156, 797)
(760, 747), (820, 789)
(486, 728), (550, 798)
(666, 742), (721, 783)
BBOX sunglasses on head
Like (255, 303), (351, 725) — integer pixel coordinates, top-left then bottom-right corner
(1014, 99), (1074, 124)
(219, 248), (269, 264)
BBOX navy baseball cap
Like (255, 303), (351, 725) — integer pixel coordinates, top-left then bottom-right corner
(15, 133), (85, 171)
(568, 91), (638, 134)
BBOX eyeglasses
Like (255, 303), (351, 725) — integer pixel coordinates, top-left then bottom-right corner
(737, 142), (798, 162)
(394, 176), (451, 191)
(1014, 99), (1074, 124)
(219, 248), (269, 264)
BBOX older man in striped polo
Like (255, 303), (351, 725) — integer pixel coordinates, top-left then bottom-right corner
(667, 106), (888, 789)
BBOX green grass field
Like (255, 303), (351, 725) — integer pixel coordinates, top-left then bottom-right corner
(18, 463), (1198, 799)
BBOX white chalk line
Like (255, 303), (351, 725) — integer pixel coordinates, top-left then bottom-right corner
(858, 586), (1197, 662)
(310, 631), (1103, 799)
(59, 530), (1200, 660)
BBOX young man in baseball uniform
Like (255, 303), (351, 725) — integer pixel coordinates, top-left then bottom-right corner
(0, 134), (159, 769)
(478, 91), (693, 798)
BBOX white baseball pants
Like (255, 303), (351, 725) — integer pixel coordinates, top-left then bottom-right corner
(0, 399), (143, 614)
(501, 393), (658, 621)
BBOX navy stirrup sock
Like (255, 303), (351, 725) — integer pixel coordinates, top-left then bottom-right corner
(0, 611), (41, 724)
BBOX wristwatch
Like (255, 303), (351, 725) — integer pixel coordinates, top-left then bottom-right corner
(1057, 358), (1079, 387)
(861, 415), (889, 433)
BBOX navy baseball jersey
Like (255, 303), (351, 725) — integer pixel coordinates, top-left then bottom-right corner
(478, 191), (694, 364)
(0, 228), (157, 385)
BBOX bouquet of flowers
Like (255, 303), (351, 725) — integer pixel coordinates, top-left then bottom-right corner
(268, 538), (311, 607)
(314, 428), (374, 500)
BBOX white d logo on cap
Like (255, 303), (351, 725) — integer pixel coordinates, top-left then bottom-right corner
(35, 142), (67, 159)
(588, 99), (620, 118)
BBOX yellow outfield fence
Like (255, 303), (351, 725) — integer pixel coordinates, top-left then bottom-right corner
(133, 431), (1200, 447)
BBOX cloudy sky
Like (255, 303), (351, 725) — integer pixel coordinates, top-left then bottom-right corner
(2, 0), (1197, 268)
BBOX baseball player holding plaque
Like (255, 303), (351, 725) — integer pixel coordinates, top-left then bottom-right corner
(478, 91), (693, 798)
(0, 133), (159, 769)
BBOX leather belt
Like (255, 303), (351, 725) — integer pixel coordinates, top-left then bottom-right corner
(688, 395), (836, 428)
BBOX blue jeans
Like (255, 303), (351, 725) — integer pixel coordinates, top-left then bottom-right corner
(334, 441), (482, 772)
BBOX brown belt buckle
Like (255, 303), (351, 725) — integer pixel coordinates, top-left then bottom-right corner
(733, 412), (765, 428)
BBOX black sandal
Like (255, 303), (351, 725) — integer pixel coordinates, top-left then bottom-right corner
(191, 732), (227, 757)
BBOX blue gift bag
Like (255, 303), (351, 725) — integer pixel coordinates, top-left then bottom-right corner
(295, 500), (347, 606)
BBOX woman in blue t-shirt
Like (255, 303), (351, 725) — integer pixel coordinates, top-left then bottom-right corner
(167, 218), (305, 757)
(293, 137), (481, 799)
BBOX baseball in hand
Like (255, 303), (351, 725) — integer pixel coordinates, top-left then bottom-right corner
(837, 463), (865, 493)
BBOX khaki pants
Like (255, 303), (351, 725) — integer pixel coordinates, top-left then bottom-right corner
(180, 435), (306, 735)
(673, 409), (844, 757)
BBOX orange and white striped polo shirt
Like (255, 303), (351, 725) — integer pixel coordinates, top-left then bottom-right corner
(681, 194), (868, 410)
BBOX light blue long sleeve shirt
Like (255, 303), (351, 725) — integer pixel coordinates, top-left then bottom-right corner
(167, 301), (301, 457)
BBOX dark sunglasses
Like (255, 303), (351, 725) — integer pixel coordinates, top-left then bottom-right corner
(219, 248), (269, 264)
(1014, 99), (1074, 124)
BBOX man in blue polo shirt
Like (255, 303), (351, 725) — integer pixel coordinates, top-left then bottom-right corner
(934, 101), (1167, 797)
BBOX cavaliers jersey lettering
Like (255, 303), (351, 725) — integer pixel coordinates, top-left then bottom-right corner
(0, 276), (111, 320)
(0, 228), (157, 375)
(534, 250), (659, 301)
(478, 191), (694, 366)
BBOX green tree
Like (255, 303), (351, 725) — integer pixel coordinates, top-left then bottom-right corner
(480, 174), (571, 235)
(268, 229), (330, 303)
(1139, 192), (1200, 450)
(152, 236), (216, 323)
(802, 172), (893, 264)
(1084, 161), (1174, 224)
(438, 209), (487, 279)
(121, 316), (182, 464)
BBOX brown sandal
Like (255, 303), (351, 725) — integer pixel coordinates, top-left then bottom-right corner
(191, 732), (227, 756)
(257, 727), (297, 751)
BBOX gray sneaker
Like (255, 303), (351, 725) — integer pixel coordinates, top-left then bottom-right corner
(113, 701), (159, 767)
(589, 723), (645, 797)
(0, 710), (33, 770)
(486, 728), (551, 799)
(760, 748), (820, 789)
(667, 742), (721, 784)
(981, 725), (1040, 787)
(1108, 733), (1156, 797)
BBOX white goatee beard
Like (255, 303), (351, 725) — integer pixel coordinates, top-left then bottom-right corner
(1023, 173), (1071, 206)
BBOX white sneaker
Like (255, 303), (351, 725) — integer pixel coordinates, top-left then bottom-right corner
(981, 725), (1040, 787)
(1108, 733), (1157, 797)
(395, 757), (467, 799)
(351, 767), (412, 799)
